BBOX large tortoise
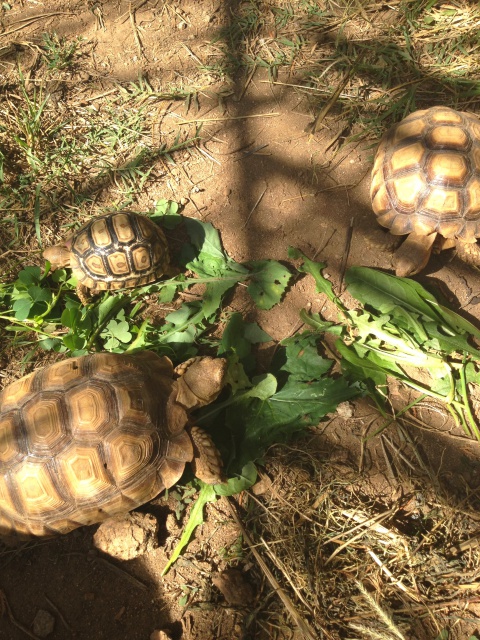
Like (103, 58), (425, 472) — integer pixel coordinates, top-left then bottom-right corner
(0, 351), (226, 538)
(43, 211), (177, 304)
(370, 106), (480, 276)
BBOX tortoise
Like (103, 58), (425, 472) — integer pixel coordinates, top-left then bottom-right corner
(43, 211), (177, 304)
(0, 351), (226, 538)
(370, 106), (480, 276)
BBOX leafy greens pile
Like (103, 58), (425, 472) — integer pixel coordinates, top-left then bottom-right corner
(291, 247), (480, 441)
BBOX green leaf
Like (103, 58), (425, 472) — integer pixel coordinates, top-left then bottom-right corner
(17, 266), (42, 287)
(228, 375), (359, 468)
(241, 373), (277, 400)
(244, 322), (272, 344)
(104, 319), (132, 343)
(202, 279), (237, 320)
(345, 267), (470, 335)
(184, 217), (230, 273)
(158, 282), (178, 303)
(28, 285), (52, 305)
(335, 340), (388, 403)
(300, 308), (340, 333)
(12, 298), (32, 321)
(289, 247), (343, 306)
(218, 313), (271, 372)
(246, 260), (292, 309)
(63, 333), (87, 351)
(162, 483), (217, 575)
(97, 296), (127, 326)
(214, 461), (257, 496)
(280, 332), (332, 381)
(151, 199), (182, 229)
(38, 337), (64, 351)
(219, 313), (253, 361)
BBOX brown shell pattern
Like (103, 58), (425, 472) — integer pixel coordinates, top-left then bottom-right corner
(69, 212), (170, 290)
(370, 107), (480, 239)
(0, 352), (193, 538)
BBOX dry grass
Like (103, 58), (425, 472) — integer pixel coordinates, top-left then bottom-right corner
(236, 425), (480, 639)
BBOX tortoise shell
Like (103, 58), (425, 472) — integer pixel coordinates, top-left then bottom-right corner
(69, 211), (170, 291)
(0, 351), (224, 538)
(370, 106), (480, 239)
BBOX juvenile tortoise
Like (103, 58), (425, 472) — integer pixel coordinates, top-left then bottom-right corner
(43, 211), (177, 304)
(0, 351), (226, 538)
(370, 106), (480, 276)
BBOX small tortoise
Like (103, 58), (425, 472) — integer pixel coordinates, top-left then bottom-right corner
(0, 351), (226, 538)
(370, 106), (480, 276)
(43, 211), (177, 304)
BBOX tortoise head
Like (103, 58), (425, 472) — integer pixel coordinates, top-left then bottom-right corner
(175, 357), (227, 410)
(43, 242), (72, 270)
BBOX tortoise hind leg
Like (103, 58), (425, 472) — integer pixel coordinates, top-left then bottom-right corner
(455, 239), (480, 268)
(392, 232), (437, 277)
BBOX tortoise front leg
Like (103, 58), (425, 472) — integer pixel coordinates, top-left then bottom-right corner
(393, 232), (437, 277)
(76, 284), (91, 305)
(188, 425), (225, 485)
(455, 239), (480, 268)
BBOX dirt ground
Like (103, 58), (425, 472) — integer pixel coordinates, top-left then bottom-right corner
(2, 1), (480, 639)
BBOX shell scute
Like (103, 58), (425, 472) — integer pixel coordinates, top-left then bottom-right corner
(56, 444), (113, 501)
(23, 393), (68, 456)
(66, 382), (116, 441)
(371, 106), (480, 240)
(64, 211), (170, 292)
(14, 461), (67, 517)
(0, 352), (225, 538)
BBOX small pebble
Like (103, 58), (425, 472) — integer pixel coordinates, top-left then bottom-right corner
(336, 401), (354, 419)
(32, 609), (55, 638)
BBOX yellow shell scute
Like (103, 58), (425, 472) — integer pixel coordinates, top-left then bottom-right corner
(390, 142), (426, 174)
(107, 251), (130, 275)
(425, 151), (469, 187)
(112, 213), (135, 242)
(132, 246), (152, 271)
(426, 125), (470, 151)
(57, 444), (112, 500)
(90, 218), (111, 247)
(422, 188), (460, 215)
(66, 383), (115, 441)
(392, 117), (427, 144)
(391, 173), (427, 211)
(464, 177), (480, 218)
(23, 393), (68, 456)
(105, 430), (156, 486)
(72, 230), (91, 255)
(1, 374), (35, 410)
(14, 461), (67, 516)
(430, 108), (463, 124)
(0, 415), (21, 465)
(84, 254), (107, 276)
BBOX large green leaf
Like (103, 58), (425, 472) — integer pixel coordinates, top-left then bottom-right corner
(280, 332), (332, 380)
(246, 260), (292, 309)
(345, 266), (480, 340)
(227, 375), (359, 468)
